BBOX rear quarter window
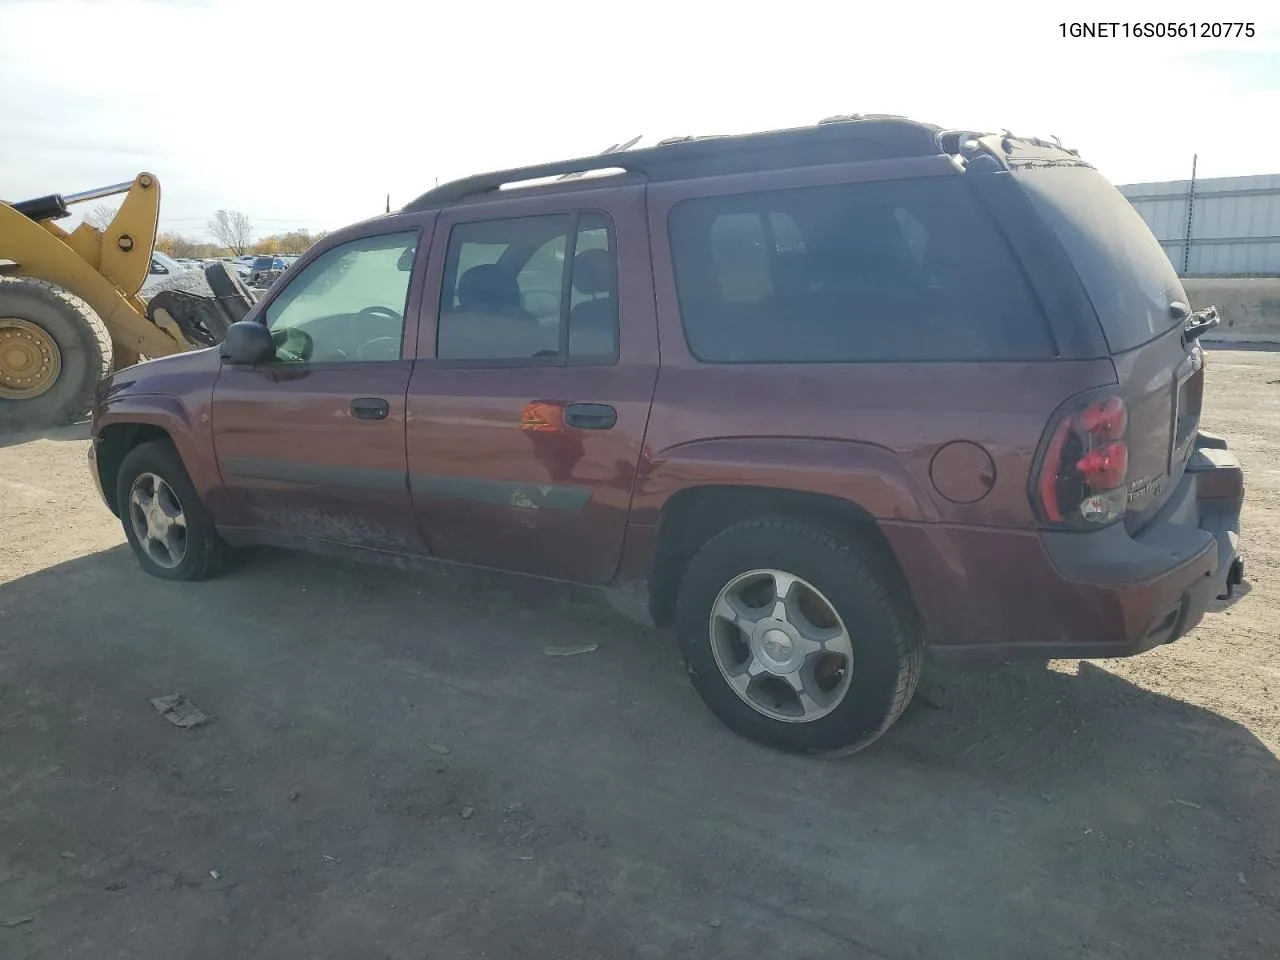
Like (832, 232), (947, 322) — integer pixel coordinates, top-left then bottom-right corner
(668, 176), (1055, 363)
(1014, 164), (1185, 353)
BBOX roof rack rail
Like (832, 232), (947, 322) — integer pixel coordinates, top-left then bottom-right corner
(819, 112), (912, 125)
(656, 134), (722, 145)
(403, 116), (947, 212)
(558, 134), (642, 181)
(405, 154), (643, 209)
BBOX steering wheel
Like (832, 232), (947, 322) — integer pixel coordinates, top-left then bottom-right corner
(351, 305), (404, 361)
(355, 304), (403, 325)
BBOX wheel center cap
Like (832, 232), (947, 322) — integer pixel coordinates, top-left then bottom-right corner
(761, 628), (793, 662)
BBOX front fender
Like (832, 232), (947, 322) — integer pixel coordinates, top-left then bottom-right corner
(631, 436), (940, 523)
(93, 393), (220, 504)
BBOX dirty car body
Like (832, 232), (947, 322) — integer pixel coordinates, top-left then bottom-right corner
(89, 117), (1246, 755)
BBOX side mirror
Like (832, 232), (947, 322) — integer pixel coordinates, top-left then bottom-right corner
(220, 320), (275, 364)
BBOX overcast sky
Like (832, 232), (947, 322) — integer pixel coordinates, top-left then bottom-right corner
(3, 0), (1277, 242)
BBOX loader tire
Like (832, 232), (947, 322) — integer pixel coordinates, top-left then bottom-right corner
(0, 277), (112, 430)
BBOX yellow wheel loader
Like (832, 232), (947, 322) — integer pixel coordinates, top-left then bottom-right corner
(0, 174), (252, 430)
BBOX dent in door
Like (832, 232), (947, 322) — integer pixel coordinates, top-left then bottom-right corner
(411, 402), (593, 514)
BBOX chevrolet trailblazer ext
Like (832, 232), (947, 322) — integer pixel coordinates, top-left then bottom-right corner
(89, 116), (1245, 756)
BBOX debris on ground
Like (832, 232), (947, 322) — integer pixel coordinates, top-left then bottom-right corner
(58, 851), (76, 860)
(542, 643), (599, 657)
(0, 916), (33, 928)
(461, 806), (475, 820)
(288, 789), (300, 802)
(150, 694), (211, 729)
(209, 870), (220, 880)
(1171, 799), (1203, 810)
(427, 743), (450, 755)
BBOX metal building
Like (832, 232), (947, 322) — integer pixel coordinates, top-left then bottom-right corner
(1118, 174), (1280, 277)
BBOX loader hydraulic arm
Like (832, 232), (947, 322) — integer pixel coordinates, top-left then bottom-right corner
(0, 173), (184, 358)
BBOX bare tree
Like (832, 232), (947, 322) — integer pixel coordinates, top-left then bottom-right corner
(84, 203), (118, 230)
(206, 210), (253, 256)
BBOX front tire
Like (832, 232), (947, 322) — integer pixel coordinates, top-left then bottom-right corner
(675, 516), (922, 757)
(116, 439), (224, 581)
(0, 277), (112, 430)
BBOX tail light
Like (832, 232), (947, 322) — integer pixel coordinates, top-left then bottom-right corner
(1033, 393), (1129, 528)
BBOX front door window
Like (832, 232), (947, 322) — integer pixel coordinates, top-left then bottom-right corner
(264, 231), (418, 363)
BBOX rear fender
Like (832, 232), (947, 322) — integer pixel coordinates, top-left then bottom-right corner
(632, 437), (940, 523)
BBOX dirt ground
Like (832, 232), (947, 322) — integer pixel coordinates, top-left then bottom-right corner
(1, 348), (1278, 960)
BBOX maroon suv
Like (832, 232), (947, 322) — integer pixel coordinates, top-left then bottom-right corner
(89, 116), (1245, 756)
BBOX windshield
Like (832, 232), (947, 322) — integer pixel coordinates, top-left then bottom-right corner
(1014, 164), (1186, 353)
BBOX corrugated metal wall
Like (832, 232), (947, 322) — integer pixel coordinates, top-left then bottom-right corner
(1118, 174), (1280, 277)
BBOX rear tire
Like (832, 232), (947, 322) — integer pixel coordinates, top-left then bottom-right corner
(675, 516), (922, 757)
(116, 439), (224, 581)
(0, 277), (112, 430)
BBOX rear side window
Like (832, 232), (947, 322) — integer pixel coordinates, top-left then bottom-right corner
(1015, 165), (1185, 353)
(437, 212), (617, 362)
(668, 177), (1053, 363)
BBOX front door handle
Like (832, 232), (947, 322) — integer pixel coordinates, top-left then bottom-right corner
(563, 402), (617, 430)
(351, 397), (389, 420)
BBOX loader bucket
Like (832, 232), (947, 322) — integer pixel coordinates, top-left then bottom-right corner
(145, 261), (256, 349)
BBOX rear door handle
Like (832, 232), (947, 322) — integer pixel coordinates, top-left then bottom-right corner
(351, 397), (389, 420)
(563, 402), (617, 430)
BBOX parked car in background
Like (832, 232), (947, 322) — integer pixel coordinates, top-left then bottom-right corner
(248, 255), (287, 287)
(88, 115), (1245, 757)
(139, 250), (196, 297)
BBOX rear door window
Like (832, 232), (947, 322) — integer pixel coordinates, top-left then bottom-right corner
(1014, 164), (1185, 352)
(668, 176), (1054, 363)
(437, 213), (618, 362)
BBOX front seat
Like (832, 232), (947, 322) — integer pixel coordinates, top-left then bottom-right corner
(568, 249), (617, 355)
(441, 263), (545, 359)
(457, 263), (532, 320)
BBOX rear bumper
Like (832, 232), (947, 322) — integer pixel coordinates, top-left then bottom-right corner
(883, 432), (1244, 659)
(1038, 434), (1243, 656)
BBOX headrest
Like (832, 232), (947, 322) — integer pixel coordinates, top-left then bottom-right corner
(458, 263), (521, 309)
(572, 249), (614, 297)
